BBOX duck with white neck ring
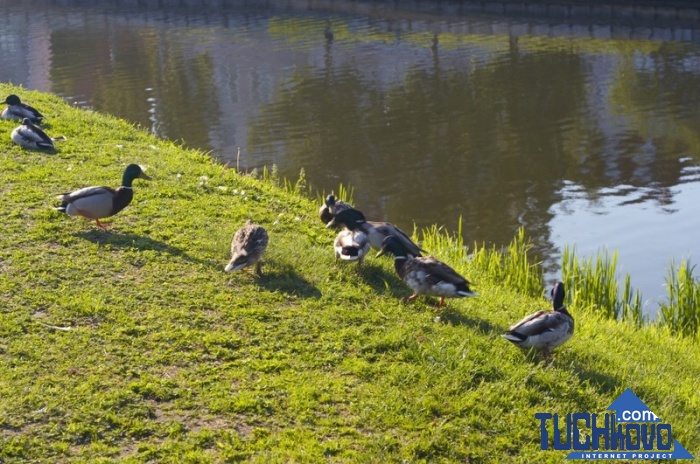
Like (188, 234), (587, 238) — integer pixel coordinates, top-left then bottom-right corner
(55, 164), (151, 230)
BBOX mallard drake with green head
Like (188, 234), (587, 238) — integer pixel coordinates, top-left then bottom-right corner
(319, 194), (352, 226)
(376, 235), (477, 307)
(334, 229), (370, 270)
(502, 282), (574, 360)
(2, 94), (43, 123)
(11, 118), (58, 150)
(225, 220), (269, 275)
(56, 164), (151, 229)
(326, 207), (425, 258)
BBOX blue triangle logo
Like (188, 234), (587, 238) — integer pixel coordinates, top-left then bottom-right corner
(607, 388), (660, 422)
(670, 440), (695, 459)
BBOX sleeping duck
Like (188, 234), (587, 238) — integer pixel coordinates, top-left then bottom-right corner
(376, 235), (477, 307)
(502, 282), (574, 360)
(11, 118), (61, 151)
(225, 220), (269, 275)
(2, 94), (44, 123)
(319, 194), (352, 226)
(56, 164), (151, 229)
(326, 207), (425, 258)
(334, 229), (370, 270)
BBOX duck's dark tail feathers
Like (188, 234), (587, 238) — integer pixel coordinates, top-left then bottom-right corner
(37, 141), (55, 150)
(456, 281), (478, 297)
(55, 194), (69, 213)
(341, 246), (360, 257)
(502, 331), (527, 343)
(457, 289), (478, 297)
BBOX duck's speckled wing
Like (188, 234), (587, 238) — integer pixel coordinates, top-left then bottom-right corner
(505, 310), (574, 349)
(402, 256), (476, 297)
(509, 310), (559, 334)
(411, 257), (468, 286)
(366, 222), (424, 257)
(227, 222), (269, 272)
(232, 223), (269, 256)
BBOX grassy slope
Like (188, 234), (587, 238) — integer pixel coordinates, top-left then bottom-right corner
(0, 84), (698, 463)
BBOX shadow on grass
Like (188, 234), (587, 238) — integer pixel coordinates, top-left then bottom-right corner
(357, 262), (410, 299)
(255, 261), (322, 299)
(437, 306), (502, 335)
(19, 145), (58, 155)
(75, 230), (214, 267)
(572, 366), (620, 396)
(515, 348), (621, 407)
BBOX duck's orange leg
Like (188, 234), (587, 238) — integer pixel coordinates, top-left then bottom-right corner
(95, 219), (110, 230)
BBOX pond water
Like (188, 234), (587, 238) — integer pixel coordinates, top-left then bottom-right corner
(2, 0), (699, 316)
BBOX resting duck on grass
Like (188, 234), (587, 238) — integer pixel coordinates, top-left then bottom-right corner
(376, 235), (477, 307)
(2, 94), (44, 123)
(502, 282), (574, 360)
(319, 194), (352, 226)
(334, 229), (370, 270)
(56, 164), (151, 230)
(326, 207), (425, 258)
(225, 220), (269, 276)
(11, 118), (64, 151)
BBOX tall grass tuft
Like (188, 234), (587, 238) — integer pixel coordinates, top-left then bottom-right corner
(260, 165), (355, 207)
(419, 217), (466, 266)
(561, 246), (644, 325)
(621, 274), (645, 328)
(293, 167), (308, 195)
(334, 183), (355, 206)
(659, 259), (700, 339)
(314, 182), (355, 207)
(261, 164), (280, 185)
(470, 227), (543, 298)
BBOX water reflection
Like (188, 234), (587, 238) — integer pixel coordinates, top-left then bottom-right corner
(1, 0), (699, 313)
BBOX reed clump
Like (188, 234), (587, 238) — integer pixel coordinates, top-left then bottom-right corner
(561, 246), (644, 326)
(469, 227), (544, 298)
(660, 259), (700, 338)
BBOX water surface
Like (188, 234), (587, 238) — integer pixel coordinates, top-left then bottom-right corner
(2, 0), (699, 315)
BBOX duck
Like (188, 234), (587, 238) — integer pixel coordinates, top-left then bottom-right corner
(225, 220), (269, 275)
(334, 229), (370, 270)
(2, 94), (44, 123)
(319, 194), (352, 226)
(11, 118), (60, 151)
(502, 282), (574, 360)
(376, 235), (477, 307)
(326, 207), (425, 258)
(56, 164), (151, 229)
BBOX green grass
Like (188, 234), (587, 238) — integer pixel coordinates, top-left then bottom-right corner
(1, 84), (699, 463)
